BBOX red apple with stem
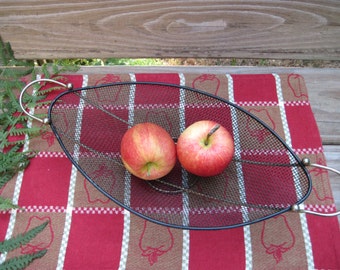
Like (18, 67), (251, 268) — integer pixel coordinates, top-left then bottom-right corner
(120, 122), (176, 180)
(176, 120), (234, 177)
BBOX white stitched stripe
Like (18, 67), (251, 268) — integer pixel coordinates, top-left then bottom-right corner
(57, 74), (88, 269)
(226, 74), (253, 269)
(118, 73), (136, 270)
(273, 73), (314, 269)
(179, 73), (190, 270)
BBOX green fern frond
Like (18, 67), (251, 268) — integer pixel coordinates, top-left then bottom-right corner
(1, 38), (80, 269)
(35, 86), (65, 96)
(0, 67), (34, 79)
(0, 151), (32, 189)
(0, 174), (14, 190)
(0, 37), (15, 65)
(0, 222), (48, 253)
(4, 144), (21, 154)
(1, 140), (26, 148)
(0, 80), (24, 91)
(9, 127), (42, 137)
(21, 93), (46, 107)
(0, 249), (47, 270)
(3, 115), (31, 123)
(0, 149), (35, 170)
(33, 63), (79, 81)
(0, 197), (19, 211)
(0, 37), (34, 68)
(52, 64), (79, 74)
(35, 101), (55, 108)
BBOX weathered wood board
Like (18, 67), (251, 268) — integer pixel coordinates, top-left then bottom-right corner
(0, 0), (339, 60)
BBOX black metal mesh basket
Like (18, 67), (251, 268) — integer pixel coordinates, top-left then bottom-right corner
(44, 81), (311, 230)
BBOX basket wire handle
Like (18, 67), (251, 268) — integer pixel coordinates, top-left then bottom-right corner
(292, 157), (340, 217)
(19, 78), (73, 124)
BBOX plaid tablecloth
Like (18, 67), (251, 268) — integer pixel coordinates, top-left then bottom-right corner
(1, 73), (339, 269)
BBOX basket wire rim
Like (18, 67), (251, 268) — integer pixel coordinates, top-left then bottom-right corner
(48, 81), (312, 230)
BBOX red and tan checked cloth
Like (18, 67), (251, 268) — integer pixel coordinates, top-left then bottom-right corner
(1, 73), (339, 269)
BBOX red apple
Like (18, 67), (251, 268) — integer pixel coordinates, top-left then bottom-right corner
(176, 120), (234, 177)
(120, 122), (176, 180)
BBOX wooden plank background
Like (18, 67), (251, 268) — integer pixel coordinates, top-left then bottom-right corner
(0, 0), (339, 60)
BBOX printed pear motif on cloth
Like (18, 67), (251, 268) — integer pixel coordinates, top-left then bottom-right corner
(246, 109), (276, 143)
(84, 178), (110, 204)
(94, 74), (122, 102)
(40, 130), (55, 147)
(309, 156), (333, 202)
(139, 220), (174, 266)
(287, 74), (308, 100)
(192, 74), (221, 99)
(84, 165), (116, 204)
(20, 216), (54, 254)
(261, 215), (295, 263)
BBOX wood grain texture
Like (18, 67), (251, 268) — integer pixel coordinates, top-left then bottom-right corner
(0, 0), (339, 60)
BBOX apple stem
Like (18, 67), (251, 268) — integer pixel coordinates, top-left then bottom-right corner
(145, 162), (152, 176)
(204, 124), (220, 146)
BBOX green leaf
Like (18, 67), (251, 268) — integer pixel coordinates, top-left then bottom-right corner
(0, 249), (47, 270)
(0, 37), (34, 68)
(0, 222), (48, 253)
(0, 174), (14, 190)
(0, 197), (19, 211)
(0, 39), (81, 269)
(0, 151), (33, 189)
(9, 127), (41, 137)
